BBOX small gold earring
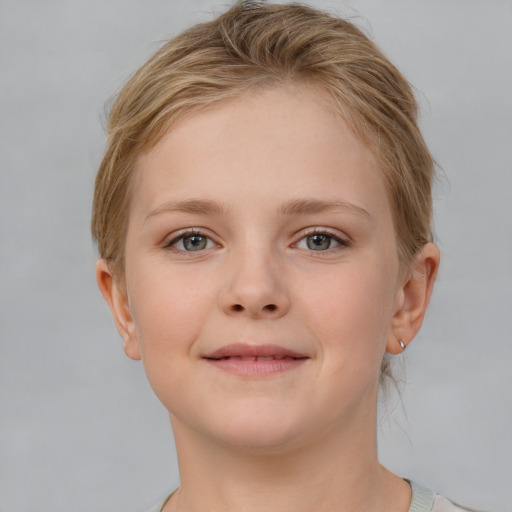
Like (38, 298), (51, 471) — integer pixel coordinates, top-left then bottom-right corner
(399, 339), (406, 351)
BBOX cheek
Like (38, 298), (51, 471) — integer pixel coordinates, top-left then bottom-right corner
(298, 260), (397, 360)
(127, 263), (214, 356)
(126, 267), (212, 410)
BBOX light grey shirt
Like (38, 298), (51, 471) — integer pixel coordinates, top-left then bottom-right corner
(407, 481), (473, 512)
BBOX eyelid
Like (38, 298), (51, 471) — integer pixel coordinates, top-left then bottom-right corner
(161, 226), (350, 252)
(293, 227), (352, 250)
(163, 228), (218, 251)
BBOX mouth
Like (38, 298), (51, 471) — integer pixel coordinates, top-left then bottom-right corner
(203, 344), (309, 377)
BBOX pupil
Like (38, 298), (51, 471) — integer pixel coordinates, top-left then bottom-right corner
(184, 235), (206, 251)
(307, 234), (331, 250)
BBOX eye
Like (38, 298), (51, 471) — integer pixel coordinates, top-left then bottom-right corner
(167, 232), (215, 252)
(295, 231), (349, 251)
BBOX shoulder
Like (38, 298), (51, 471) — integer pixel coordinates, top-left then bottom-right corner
(408, 481), (478, 512)
(143, 493), (174, 512)
(433, 495), (483, 512)
(142, 501), (165, 512)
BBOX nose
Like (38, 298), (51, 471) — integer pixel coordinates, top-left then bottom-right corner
(220, 247), (290, 319)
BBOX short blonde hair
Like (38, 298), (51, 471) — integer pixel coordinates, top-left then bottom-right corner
(92, 0), (434, 283)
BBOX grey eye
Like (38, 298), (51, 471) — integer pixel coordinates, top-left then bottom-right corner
(306, 234), (333, 251)
(182, 235), (208, 251)
(167, 231), (216, 253)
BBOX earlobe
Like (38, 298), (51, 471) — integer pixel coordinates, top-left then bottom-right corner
(386, 243), (440, 354)
(95, 259), (142, 361)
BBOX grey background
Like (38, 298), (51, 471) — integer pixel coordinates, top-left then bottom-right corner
(1, 1), (511, 511)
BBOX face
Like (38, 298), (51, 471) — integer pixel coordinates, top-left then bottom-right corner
(99, 86), (431, 452)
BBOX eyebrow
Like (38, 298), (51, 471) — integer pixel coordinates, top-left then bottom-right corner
(145, 197), (370, 221)
(145, 199), (225, 221)
(278, 198), (371, 218)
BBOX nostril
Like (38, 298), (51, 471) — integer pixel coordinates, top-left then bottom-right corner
(230, 303), (277, 313)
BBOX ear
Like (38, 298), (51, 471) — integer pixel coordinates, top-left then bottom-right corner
(386, 243), (440, 354)
(95, 259), (141, 360)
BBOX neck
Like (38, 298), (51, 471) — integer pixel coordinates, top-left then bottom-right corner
(164, 408), (410, 512)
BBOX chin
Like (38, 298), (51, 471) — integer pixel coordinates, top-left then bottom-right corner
(216, 425), (305, 454)
(184, 400), (312, 454)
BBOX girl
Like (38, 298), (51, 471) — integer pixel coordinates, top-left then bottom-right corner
(92, 2), (474, 511)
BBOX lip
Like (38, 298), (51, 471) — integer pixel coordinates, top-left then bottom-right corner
(203, 343), (309, 377)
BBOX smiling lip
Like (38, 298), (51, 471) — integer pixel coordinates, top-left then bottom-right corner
(203, 343), (309, 377)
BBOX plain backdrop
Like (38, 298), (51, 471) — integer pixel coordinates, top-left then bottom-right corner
(1, 1), (511, 511)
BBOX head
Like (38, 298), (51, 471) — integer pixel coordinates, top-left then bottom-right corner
(92, 0), (439, 422)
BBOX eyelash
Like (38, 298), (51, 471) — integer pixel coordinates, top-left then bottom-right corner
(164, 229), (216, 253)
(164, 228), (351, 254)
(294, 229), (351, 253)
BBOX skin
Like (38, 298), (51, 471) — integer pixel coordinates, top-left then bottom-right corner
(97, 85), (439, 512)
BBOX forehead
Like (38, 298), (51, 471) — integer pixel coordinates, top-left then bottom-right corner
(130, 85), (390, 223)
